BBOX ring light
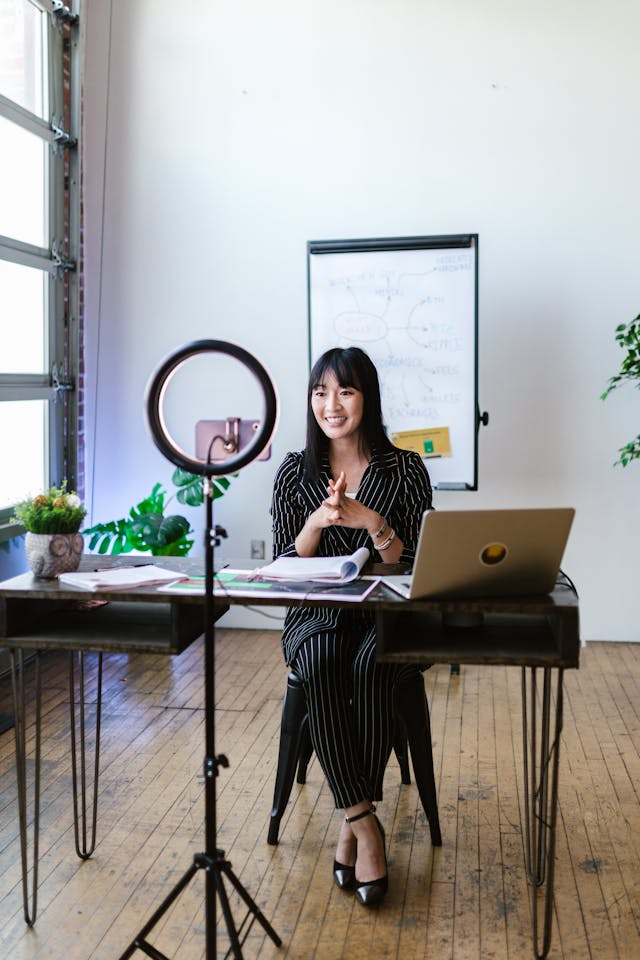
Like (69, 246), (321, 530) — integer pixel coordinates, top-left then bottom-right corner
(145, 339), (278, 476)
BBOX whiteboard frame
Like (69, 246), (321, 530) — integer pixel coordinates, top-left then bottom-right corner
(307, 233), (480, 490)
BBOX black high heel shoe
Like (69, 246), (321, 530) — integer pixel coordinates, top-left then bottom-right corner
(346, 805), (388, 907)
(333, 859), (355, 890)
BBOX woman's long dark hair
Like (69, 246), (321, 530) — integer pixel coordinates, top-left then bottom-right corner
(304, 346), (393, 476)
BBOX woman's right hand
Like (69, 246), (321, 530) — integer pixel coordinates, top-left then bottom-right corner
(310, 471), (348, 530)
(320, 471), (347, 522)
(294, 473), (346, 556)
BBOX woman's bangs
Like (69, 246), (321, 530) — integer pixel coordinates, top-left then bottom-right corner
(313, 355), (362, 392)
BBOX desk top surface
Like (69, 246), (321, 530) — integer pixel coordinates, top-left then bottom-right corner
(0, 556), (579, 666)
(0, 554), (578, 613)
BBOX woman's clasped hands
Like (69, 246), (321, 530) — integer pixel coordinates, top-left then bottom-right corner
(320, 472), (376, 532)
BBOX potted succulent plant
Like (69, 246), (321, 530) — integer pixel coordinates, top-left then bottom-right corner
(12, 483), (86, 579)
(601, 314), (640, 466)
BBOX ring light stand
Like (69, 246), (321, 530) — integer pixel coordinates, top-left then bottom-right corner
(119, 341), (281, 959)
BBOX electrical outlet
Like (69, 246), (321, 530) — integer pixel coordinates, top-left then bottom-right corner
(250, 539), (265, 560)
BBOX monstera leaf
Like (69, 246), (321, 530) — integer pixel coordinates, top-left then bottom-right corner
(129, 513), (192, 556)
(172, 469), (232, 506)
(84, 470), (233, 556)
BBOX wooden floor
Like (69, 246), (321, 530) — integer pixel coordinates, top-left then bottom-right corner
(0, 631), (639, 959)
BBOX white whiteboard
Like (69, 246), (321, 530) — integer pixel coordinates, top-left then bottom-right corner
(308, 235), (480, 489)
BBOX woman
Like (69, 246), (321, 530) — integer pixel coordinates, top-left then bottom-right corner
(270, 346), (433, 906)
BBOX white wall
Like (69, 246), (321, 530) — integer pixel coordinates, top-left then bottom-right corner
(82, 0), (640, 641)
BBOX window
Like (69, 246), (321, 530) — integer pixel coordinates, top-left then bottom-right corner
(0, 0), (80, 537)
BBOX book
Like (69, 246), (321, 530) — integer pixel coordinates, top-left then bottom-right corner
(254, 547), (370, 584)
(58, 564), (183, 591)
(157, 568), (381, 603)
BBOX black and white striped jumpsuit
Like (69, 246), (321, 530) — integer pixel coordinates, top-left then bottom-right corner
(270, 446), (433, 809)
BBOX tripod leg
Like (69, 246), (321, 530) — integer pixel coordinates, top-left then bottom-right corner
(116, 862), (198, 960)
(214, 865), (243, 960)
(117, 853), (282, 960)
(219, 858), (283, 948)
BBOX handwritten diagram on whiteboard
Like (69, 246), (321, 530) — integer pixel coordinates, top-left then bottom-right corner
(308, 235), (479, 489)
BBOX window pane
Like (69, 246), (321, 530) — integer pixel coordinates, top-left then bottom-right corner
(0, 0), (46, 117)
(0, 259), (46, 372)
(0, 115), (46, 247)
(0, 399), (46, 510)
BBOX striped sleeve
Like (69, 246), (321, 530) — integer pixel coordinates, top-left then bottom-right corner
(270, 452), (306, 559)
(393, 450), (433, 566)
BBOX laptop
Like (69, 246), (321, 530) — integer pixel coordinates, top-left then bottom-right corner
(382, 508), (575, 599)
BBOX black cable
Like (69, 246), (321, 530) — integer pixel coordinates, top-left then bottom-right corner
(556, 568), (578, 598)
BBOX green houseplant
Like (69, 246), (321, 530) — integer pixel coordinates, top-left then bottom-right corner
(601, 313), (640, 467)
(12, 483), (86, 578)
(84, 468), (232, 556)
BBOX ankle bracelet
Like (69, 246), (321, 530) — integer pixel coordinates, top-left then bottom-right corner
(345, 804), (376, 824)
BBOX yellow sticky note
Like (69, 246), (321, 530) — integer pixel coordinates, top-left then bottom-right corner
(391, 426), (452, 458)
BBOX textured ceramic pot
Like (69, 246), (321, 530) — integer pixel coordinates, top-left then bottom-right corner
(25, 532), (84, 580)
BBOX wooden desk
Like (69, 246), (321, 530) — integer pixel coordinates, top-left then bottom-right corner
(373, 585), (580, 960)
(0, 556), (226, 927)
(1, 558), (579, 959)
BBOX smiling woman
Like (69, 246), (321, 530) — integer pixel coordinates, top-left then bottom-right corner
(270, 345), (435, 907)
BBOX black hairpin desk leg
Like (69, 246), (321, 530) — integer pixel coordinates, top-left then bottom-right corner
(69, 651), (102, 859)
(10, 649), (42, 926)
(9, 648), (103, 926)
(521, 667), (564, 960)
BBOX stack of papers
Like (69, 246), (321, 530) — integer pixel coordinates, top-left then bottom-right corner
(255, 547), (370, 584)
(58, 565), (182, 591)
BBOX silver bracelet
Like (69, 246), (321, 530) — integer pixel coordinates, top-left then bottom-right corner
(377, 529), (396, 551)
(371, 519), (387, 540)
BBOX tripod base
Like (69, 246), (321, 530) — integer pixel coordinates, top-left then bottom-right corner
(118, 848), (281, 960)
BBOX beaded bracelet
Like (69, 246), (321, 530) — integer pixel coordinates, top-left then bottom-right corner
(377, 529), (396, 551)
(371, 519), (388, 540)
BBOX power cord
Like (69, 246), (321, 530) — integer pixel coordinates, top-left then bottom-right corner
(556, 568), (578, 597)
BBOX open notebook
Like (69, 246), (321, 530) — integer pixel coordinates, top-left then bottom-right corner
(382, 508), (575, 600)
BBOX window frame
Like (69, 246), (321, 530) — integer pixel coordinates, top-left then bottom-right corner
(0, 0), (81, 539)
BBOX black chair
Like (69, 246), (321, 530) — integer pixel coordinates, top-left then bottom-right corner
(267, 667), (442, 847)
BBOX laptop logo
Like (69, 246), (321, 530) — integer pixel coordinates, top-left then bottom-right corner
(480, 542), (508, 566)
